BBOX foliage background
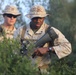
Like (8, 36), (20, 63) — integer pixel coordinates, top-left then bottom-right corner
(0, 0), (76, 75)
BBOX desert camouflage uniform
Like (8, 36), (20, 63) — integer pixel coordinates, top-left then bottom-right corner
(14, 22), (72, 74)
(0, 24), (16, 40)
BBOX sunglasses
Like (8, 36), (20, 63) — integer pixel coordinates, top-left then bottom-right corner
(4, 14), (18, 18)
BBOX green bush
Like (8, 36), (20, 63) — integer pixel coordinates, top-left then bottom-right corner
(0, 39), (39, 75)
(0, 38), (76, 75)
(49, 54), (76, 75)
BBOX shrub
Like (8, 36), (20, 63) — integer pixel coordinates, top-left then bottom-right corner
(0, 38), (76, 75)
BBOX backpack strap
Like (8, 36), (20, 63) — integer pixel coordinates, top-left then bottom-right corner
(0, 25), (5, 35)
(0, 25), (3, 32)
(21, 25), (26, 39)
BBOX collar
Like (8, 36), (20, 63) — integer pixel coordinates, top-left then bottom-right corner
(26, 22), (47, 36)
(2, 25), (16, 33)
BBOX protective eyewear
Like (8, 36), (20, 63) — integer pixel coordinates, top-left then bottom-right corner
(5, 14), (18, 18)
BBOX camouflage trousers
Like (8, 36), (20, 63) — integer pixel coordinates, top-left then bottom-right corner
(31, 53), (51, 74)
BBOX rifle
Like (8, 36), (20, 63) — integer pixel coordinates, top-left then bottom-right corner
(20, 27), (58, 57)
